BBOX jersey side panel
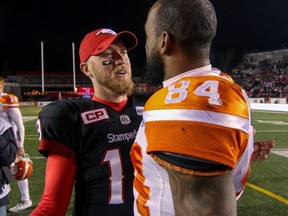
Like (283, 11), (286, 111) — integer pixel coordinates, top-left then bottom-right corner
(131, 123), (174, 216)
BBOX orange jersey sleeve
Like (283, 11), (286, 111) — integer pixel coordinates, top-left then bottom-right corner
(0, 94), (20, 111)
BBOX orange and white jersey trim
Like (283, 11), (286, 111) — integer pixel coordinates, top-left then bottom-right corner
(144, 109), (250, 133)
(131, 122), (174, 216)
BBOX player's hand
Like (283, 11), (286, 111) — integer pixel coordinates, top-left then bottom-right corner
(17, 147), (25, 157)
(252, 140), (275, 161)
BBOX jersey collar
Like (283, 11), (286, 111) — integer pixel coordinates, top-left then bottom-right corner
(162, 65), (221, 88)
(91, 95), (128, 112)
(0, 92), (7, 97)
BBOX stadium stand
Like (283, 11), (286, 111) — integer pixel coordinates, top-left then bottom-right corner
(232, 49), (288, 103)
(2, 48), (288, 103)
(4, 71), (159, 101)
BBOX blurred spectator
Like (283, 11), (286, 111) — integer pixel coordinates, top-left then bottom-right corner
(234, 56), (288, 100)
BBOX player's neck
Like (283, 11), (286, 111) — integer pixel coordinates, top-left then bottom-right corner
(91, 81), (129, 103)
(93, 88), (128, 103)
(92, 95), (128, 111)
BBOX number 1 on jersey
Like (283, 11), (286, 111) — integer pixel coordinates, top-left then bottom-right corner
(102, 148), (124, 204)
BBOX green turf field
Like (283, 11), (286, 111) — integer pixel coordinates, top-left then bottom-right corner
(6, 106), (288, 216)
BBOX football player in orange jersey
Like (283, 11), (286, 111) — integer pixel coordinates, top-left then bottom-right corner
(130, 0), (274, 216)
(0, 76), (32, 212)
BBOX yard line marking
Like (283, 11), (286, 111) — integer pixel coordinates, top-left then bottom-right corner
(246, 183), (288, 205)
(23, 116), (37, 123)
(25, 138), (39, 141)
(30, 156), (46, 159)
(272, 148), (288, 150)
(254, 130), (288, 132)
(255, 120), (288, 125)
(253, 110), (288, 115)
(271, 150), (288, 158)
(25, 135), (38, 137)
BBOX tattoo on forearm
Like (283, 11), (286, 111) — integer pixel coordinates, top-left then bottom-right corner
(165, 168), (236, 216)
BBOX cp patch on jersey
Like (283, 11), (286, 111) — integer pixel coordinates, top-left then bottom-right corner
(119, 115), (131, 125)
(81, 108), (109, 124)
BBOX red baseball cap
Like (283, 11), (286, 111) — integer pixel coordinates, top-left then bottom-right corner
(79, 28), (138, 63)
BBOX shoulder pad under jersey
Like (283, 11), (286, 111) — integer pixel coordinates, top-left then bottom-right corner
(0, 94), (19, 110)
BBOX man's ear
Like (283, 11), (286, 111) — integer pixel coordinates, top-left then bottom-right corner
(160, 31), (175, 55)
(80, 63), (92, 77)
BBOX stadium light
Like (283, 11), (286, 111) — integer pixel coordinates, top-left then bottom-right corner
(41, 41), (45, 92)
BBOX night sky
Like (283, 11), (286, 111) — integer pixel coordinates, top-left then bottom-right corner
(1, 0), (288, 76)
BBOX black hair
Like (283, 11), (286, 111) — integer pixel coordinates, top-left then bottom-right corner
(156, 0), (217, 58)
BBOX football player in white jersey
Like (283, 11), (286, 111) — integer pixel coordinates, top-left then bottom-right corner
(0, 76), (32, 212)
(131, 0), (274, 215)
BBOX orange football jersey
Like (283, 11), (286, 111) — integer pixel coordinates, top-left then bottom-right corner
(131, 66), (254, 215)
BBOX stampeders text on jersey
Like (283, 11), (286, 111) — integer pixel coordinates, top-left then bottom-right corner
(107, 129), (137, 143)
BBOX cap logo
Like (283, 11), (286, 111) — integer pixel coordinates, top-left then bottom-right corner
(96, 29), (117, 36)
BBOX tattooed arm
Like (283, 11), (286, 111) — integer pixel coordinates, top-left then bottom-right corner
(165, 167), (237, 216)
